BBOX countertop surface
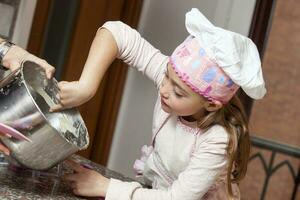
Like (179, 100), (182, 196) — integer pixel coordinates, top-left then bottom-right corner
(0, 154), (135, 200)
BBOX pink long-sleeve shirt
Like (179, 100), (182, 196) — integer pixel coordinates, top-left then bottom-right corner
(102, 21), (240, 200)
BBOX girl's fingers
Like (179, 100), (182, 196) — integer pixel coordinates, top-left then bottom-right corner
(49, 103), (64, 112)
(59, 81), (69, 85)
(73, 188), (80, 196)
(64, 173), (79, 182)
(64, 159), (84, 173)
(70, 182), (76, 189)
(57, 84), (70, 99)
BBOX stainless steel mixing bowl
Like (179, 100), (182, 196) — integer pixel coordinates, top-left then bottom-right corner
(0, 61), (89, 170)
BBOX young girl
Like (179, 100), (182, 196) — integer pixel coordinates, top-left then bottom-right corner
(54, 8), (266, 200)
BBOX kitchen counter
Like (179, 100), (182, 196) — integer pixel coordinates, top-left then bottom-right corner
(0, 154), (137, 200)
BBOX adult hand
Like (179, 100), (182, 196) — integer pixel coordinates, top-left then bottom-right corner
(50, 81), (94, 112)
(2, 45), (55, 79)
(0, 143), (9, 155)
(0, 133), (10, 155)
(64, 159), (110, 197)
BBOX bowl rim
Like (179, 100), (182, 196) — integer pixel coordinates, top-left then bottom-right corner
(20, 60), (89, 149)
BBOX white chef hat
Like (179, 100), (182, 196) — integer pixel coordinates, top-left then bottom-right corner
(183, 8), (266, 99)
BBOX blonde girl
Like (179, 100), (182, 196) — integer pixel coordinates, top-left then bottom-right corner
(53, 8), (266, 200)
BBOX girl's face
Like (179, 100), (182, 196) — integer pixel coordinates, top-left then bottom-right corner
(159, 63), (208, 119)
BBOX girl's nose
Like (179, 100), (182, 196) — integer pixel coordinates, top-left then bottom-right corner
(160, 79), (171, 98)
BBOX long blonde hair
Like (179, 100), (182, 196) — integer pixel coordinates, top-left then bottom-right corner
(198, 95), (250, 199)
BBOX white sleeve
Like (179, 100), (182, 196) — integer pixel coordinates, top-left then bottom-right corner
(102, 21), (168, 87)
(105, 132), (229, 200)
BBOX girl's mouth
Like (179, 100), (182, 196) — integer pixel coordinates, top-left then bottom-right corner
(161, 98), (170, 108)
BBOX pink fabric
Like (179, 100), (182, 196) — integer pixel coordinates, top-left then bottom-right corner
(170, 36), (240, 104)
(133, 145), (153, 176)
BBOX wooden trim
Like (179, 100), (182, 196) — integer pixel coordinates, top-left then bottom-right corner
(26, 0), (52, 55)
(90, 61), (128, 165)
(40, 0), (80, 79)
(61, 0), (143, 164)
(238, 0), (276, 119)
(90, 0), (143, 165)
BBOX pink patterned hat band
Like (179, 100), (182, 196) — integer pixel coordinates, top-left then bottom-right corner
(169, 36), (240, 104)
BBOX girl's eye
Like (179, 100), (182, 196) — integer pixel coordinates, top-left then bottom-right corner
(174, 86), (184, 98)
(174, 91), (183, 98)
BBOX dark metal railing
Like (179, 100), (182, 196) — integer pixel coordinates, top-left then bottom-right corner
(250, 136), (300, 200)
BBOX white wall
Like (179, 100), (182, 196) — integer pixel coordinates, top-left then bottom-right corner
(108, 0), (256, 179)
(12, 0), (37, 48)
(0, 0), (36, 47)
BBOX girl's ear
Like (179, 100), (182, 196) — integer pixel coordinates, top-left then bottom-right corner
(204, 100), (223, 112)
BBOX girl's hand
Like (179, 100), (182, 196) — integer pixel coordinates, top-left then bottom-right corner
(64, 160), (110, 197)
(49, 80), (94, 112)
(2, 45), (55, 79)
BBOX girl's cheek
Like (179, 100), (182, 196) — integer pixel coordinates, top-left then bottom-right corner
(170, 99), (182, 109)
(174, 100), (194, 114)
